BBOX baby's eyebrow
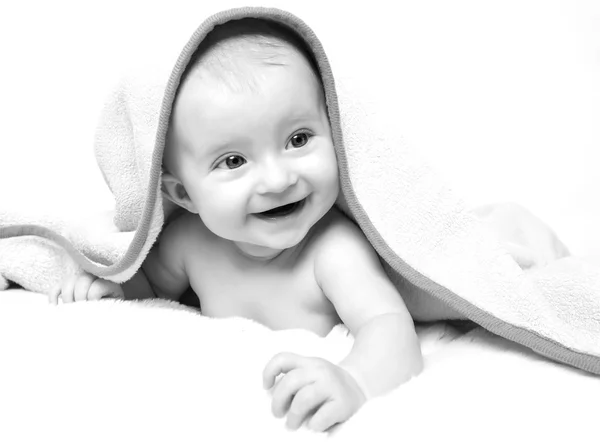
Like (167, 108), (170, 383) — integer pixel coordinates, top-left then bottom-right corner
(285, 110), (321, 124)
(201, 138), (251, 158)
(202, 142), (237, 158)
(274, 115), (319, 134)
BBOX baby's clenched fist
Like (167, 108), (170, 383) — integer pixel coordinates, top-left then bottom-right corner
(263, 352), (366, 432)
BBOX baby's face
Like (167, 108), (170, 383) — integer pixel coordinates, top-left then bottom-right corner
(170, 48), (339, 257)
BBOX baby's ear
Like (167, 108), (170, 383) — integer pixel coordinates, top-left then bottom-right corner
(161, 172), (198, 214)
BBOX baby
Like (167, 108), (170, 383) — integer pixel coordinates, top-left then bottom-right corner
(56, 19), (423, 432)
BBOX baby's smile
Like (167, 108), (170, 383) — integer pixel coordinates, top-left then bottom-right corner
(252, 197), (307, 221)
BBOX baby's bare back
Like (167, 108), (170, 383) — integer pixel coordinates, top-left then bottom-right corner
(175, 212), (341, 336)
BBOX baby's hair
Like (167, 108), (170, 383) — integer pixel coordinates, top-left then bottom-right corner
(180, 18), (321, 93)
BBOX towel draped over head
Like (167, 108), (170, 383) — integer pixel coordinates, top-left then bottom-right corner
(1, 2), (599, 376)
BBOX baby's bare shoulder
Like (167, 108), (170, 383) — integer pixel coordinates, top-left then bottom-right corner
(159, 211), (211, 255)
(309, 208), (375, 260)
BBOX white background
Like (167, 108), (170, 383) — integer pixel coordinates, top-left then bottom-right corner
(0, 0), (598, 256)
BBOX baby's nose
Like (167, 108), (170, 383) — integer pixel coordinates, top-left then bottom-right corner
(256, 161), (298, 195)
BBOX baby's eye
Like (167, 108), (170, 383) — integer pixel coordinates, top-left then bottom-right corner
(288, 132), (311, 149)
(217, 155), (246, 170)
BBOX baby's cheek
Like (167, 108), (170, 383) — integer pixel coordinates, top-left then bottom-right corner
(322, 149), (341, 190)
(195, 190), (229, 221)
(312, 155), (340, 212)
(309, 142), (339, 181)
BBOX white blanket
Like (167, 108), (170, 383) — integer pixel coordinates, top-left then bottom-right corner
(0, 291), (597, 441)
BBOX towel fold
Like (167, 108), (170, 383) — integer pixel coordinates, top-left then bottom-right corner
(1, 2), (599, 375)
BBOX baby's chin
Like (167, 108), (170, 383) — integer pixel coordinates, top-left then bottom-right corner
(231, 230), (311, 259)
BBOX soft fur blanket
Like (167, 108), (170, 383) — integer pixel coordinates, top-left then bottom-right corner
(0, 1), (599, 440)
(0, 291), (598, 441)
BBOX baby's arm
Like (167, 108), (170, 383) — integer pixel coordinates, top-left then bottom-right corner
(263, 218), (422, 432)
(125, 220), (191, 301)
(315, 220), (423, 398)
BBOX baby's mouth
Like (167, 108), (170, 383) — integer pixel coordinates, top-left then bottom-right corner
(254, 198), (306, 220)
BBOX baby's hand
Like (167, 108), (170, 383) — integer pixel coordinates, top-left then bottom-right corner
(50, 272), (124, 305)
(263, 352), (366, 432)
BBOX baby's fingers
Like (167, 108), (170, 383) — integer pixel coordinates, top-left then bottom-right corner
(263, 352), (306, 389)
(270, 370), (311, 418)
(59, 277), (77, 304)
(286, 384), (327, 430)
(74, 273), (97, 302)
(307, 400), (344, 433)
(88, 278), (124, 301)
(48, 287), (61, 305)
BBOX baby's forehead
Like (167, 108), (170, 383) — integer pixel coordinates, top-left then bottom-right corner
(182, 18), (321, 91)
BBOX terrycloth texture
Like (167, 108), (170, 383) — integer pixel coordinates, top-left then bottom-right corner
(0, 292), (598, 442)
(1, 1), (600, 378)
